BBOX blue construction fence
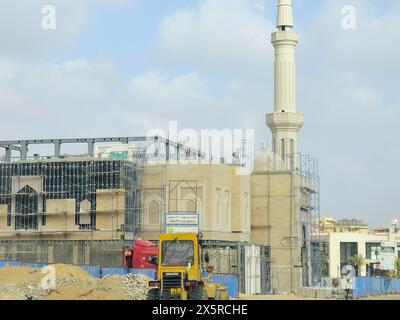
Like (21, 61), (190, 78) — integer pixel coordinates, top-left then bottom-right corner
(353, 277), (400, 298)
(202, 272), (239, 299)
(0, 261), (238, 298)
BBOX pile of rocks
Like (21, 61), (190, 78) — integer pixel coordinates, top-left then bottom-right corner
(122, 273), (150, 300)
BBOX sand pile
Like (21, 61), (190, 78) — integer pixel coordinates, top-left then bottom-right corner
(0, 264), (151, 300)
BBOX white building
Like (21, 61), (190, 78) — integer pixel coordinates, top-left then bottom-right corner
(322, 220), (400, 278)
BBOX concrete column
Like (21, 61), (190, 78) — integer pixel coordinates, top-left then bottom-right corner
(73, 246), (79, 265)
(88, 141), (95, 157)
(11, 245), (17, 261)
(48, 246), (54, 264)
(36, 245), (41, 263)
(54, 141), (61, 158)
(20, 141), (28, 161)
(84, 246), (91, 265)
(0, 245), (5, 260)
(166, 141), (170, 162)
(5, 148), (11, 162)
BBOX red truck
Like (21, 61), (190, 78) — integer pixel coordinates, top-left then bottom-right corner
(123, 239), (158, 270)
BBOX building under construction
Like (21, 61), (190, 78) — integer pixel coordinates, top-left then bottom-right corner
(0, 137), (179, 266)
(0, 136), (278, 295)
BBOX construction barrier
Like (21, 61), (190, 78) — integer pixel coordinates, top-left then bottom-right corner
(0, 260), (155, 280)
(353, 277), (400, 298)
(203, 272), (239, 299)
(0, 260), (46, 268)
(80, 265), (156, 279)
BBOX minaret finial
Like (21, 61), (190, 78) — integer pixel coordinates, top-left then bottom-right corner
(277, 0), (294, 30)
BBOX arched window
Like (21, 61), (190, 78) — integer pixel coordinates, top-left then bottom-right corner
(182, 195), (203, 229)
(215, 188), (221, 225)
(225, 191), (230, 226)
(15, 185), (38, 230)
(149, 200), (160, 225)
(79, 199), (91, 226)
(244, 192), (249, 230)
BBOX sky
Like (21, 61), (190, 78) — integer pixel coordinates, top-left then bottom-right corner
(0, 0), (399, 227)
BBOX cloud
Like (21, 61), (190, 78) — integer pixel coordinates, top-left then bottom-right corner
(157, 0), (274, 78)
(307, 0), (400, 75)
(0, 0), (137, 58)
(0, 57), (263, 143)
(123, 71), (220, 132)
(122, 69), (272, 137)
(128, 71), (205, 106)
(0, 0), (88, 57)
(0, 57), (126, 138)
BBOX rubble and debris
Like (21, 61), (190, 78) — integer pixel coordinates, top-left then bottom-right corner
(0, 264), (150, 300)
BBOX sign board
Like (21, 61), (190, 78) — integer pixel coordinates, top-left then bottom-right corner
(95, 144), (133, 160)
(109, 151), (128, 160)
(166, 214), (199, 225)
(379, 242), (396, 271)
(165, 212), (199, 234)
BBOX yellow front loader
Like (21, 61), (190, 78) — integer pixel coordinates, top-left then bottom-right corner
(147, 232), (227, 300)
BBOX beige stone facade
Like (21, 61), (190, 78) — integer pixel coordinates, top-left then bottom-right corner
(138, 162), (251, 243)
(250, 151), (309, 293)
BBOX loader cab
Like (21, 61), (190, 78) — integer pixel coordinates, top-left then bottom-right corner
(150, 233), (203, 299)
(158, 232), (201, 280)
(161, 239), (194, 267)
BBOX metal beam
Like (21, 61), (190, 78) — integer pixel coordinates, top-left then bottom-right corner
(0, 137), (155, 146)
(0, 145), (21, 151)
(0, 136), (206, 161)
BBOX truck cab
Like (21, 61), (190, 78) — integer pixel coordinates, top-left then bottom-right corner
(124, 239), (158, 270)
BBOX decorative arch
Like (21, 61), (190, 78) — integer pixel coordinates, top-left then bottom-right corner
(244, 192), (250, 230)
(149, 199), (161, 225)
(215, 188), (221, 226)
(79, 199), (91, 225)
(224, 190), (230, 227)
(144, 193), (162, 226)
(181, 194), (204, 229)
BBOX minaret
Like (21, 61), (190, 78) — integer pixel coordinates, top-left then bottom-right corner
(267, 0), (304, 166)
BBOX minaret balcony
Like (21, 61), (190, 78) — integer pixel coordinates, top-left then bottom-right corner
(266, 112), (304, 132)
(271, 31), (298, 45)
